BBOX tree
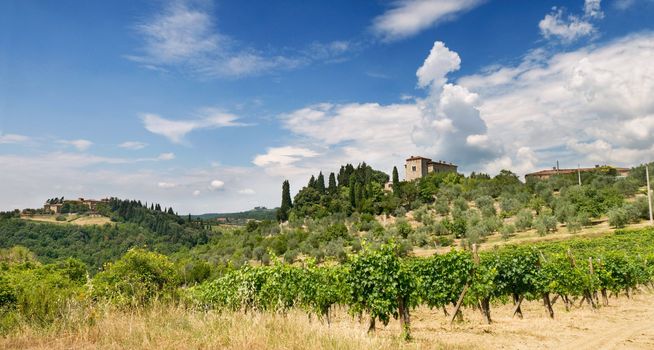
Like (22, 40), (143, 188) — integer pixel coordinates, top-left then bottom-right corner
(316, 172), (326, 194)
(392, 166), (401, 196)
(349, 177), (357, 210)
(277, 180), (293, 222)
(328, 172), (337, 194)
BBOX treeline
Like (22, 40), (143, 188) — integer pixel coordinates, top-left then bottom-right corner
(277, 162), (390, 220)
(0, 198), (213, 270)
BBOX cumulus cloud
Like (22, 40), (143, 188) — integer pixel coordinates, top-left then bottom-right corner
(372, 0), (485, 41)
(209, 179), (225, 190)
(119, 141), (147, 150)
(0, 133), (30, 144)
(128, 1), (352, 77)
(458, 33), (654, 169)
(58, 139), (93, 151)
(142, 108), (244, 143)
(252, 41), (504, 180)
(411, 41), (502, 167)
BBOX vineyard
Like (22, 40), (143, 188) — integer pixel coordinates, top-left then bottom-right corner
(191, 227), (654, 339)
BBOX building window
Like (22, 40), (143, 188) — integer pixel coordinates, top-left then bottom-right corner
(412, 166), (416, 171)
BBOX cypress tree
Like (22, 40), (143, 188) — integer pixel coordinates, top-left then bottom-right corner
(392, 166), (401, 195)
(328, 172), (337, 194)
(349, 177), (357, 210)
(277, 180), (292, 222)
(308, 175), (316, 189)
(316, 172), (326, 194)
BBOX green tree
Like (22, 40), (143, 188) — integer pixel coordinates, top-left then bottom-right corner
(328, 172), (337, 194)
(392, 166), (401, 196)
(277, 180), (293, 222)
(316, 172), (326, 194)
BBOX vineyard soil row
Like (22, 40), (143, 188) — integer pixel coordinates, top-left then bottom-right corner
(2, 291), (653, 349)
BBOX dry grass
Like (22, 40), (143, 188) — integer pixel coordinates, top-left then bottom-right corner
(20, 215), (110, 226)
(4, 292), (654, 350)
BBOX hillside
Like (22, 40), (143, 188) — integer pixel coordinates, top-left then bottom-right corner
(194, 207), (277, 223)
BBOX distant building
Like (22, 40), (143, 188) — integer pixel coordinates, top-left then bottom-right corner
(43, 197), (109, 214)
(404, 156), (458, 181)
(525, 165), (630, 182)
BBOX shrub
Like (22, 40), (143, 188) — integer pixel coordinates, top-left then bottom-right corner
(92, 248), (180, 307)
(515, 209), (533, 232)
(475, 195), (496, 217)
(500, 224), (516, 240)
(434, 197), (450, 216)
(534, 214), (557, 236)
(4, 265), (82, 326)
(55, 215), (67, 222)
(608, 207), (629, 228)
(394, 219), (413, 239)
(453, 197), (468, 212)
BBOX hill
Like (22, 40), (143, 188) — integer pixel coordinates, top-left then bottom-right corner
(194, 207), (277, 223)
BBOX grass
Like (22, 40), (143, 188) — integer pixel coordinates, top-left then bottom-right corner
(0, 305), (426, 350)
(4, 291), (654, 350)
(20, 214), (111, 226)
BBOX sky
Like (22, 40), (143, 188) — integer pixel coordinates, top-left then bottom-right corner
(1, 0), (653, 214)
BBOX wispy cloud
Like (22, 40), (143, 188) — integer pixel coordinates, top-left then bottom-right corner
(119, 141), (147, 150)
(128, 1), (352, 78)
(0, 133), (30, 144)
(141, 108), (245, 144)
(58, 139), (93, 151)
(372, 0), (486, 42)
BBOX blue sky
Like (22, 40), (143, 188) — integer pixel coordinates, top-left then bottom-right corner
(1, 0), (653, 213)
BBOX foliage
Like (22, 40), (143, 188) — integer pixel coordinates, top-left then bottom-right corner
(92, 248), (180, 307)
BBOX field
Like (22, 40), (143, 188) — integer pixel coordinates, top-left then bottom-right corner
(2, 291), (653, 350)
(20, 214), (111, 226)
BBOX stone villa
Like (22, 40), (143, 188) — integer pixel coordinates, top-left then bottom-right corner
(44, 197), (109, 214)
(405, 156), (458, 181)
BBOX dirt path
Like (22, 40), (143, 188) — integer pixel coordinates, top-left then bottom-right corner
(326, 290), (654, 349)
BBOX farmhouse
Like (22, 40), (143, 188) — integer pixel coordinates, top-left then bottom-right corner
(525, 165), (630, 182)
(405, 156), (458, 181)
(44, 197), (109, 214)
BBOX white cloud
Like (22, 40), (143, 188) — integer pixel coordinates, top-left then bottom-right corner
(252, 41), (502, 181)
(539, 0), (604, 43)
(0, 151), (282, 214)
(0, 133), (30, 144)
(238, 188), (256, 195)
(458, 33), (654, 170)
(584, 0), (604, 18)
(59, 139), (93, 151)
(192, 190), (201, 196)
(141, 108), (244, 143)
(157, 152), (176, 160)
(157, 181), (177, 189)
(372, 0), (485, 41)
(209, 179), (225, 190)
(128, 2), (350, 77)
(253, 146), (320, 167)
(539, 9), (596, 43)
(416, 41), (461, 89)
(119, 141), (147, 150)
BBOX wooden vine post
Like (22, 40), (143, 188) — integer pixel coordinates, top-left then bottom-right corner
(450, 244), (477, 325)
